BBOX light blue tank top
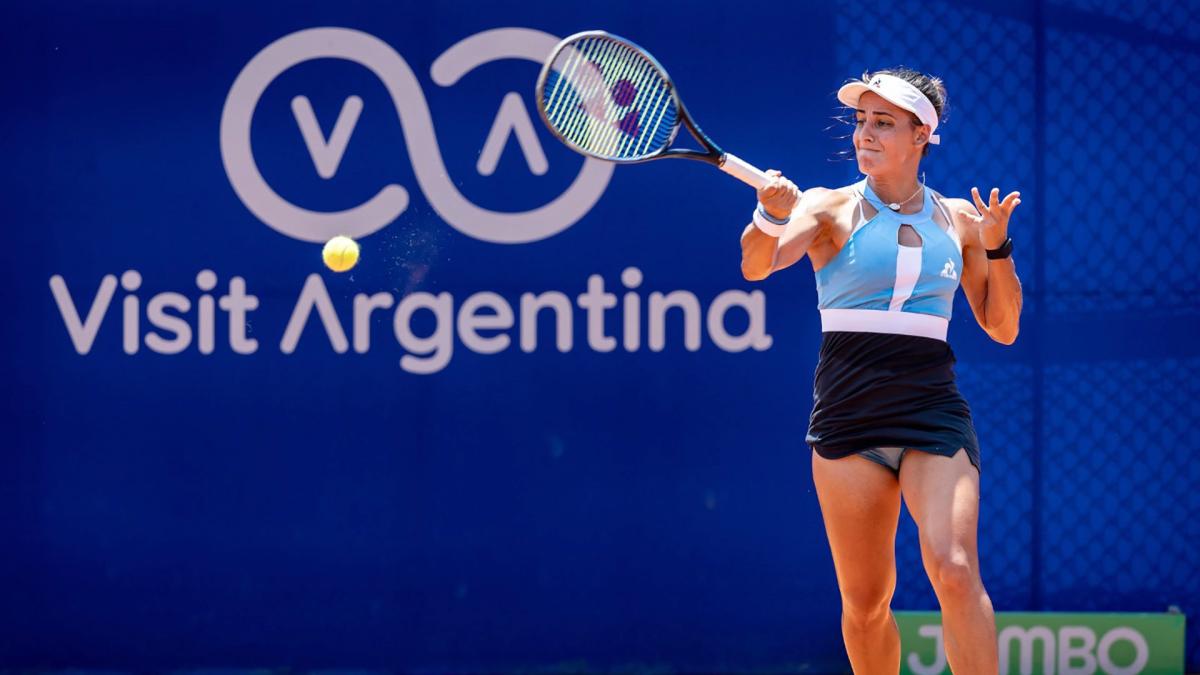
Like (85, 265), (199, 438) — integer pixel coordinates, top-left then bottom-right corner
(814, 179), (963, 339)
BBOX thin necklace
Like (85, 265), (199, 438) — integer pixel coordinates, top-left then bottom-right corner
(869, 175), (925, 211)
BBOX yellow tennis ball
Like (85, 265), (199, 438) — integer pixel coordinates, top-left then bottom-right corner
(322, 235), (360, 272)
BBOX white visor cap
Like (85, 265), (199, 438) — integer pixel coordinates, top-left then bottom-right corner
(838, 73), (941, 145)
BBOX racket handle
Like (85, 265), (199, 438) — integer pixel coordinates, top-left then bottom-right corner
(719, 153), (772, 190)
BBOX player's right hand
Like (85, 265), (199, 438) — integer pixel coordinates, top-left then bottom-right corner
(757, 170), (800, 221)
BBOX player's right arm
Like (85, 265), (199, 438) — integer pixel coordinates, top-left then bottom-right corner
(740, 177), (832, 281)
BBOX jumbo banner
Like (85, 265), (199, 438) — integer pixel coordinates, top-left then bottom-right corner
(897, 612), (1186, 675)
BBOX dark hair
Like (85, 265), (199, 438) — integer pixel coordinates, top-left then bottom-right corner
(861, 67), (947, 156)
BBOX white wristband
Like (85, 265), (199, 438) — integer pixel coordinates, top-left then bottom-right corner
(752, 206), (789, 237)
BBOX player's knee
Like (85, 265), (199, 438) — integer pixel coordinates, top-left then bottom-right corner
(925, 546), (979, 598)
(840, 579), (895, 628)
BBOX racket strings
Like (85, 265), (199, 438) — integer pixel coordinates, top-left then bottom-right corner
(540, 36), (677, 161)
(549, 38), (635, 153)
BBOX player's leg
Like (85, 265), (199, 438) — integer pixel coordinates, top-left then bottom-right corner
(899, 449), (997, 674)
(811, 450), (903, 672)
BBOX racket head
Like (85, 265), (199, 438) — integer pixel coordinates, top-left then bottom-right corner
(536, 31), (682, 163)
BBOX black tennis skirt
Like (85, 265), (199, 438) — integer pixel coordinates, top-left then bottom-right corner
(805, 331), (981, 472)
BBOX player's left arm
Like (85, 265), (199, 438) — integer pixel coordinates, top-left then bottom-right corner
(953, 187), (1023, 345)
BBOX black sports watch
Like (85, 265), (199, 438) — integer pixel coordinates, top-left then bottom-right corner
(986, 238), (1013, 260)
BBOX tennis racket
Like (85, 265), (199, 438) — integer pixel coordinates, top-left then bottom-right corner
(535, 30), (771, 190)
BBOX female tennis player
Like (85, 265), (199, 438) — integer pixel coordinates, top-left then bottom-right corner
(740, 68), (1021, 673)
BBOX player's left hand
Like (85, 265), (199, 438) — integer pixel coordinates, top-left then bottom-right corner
(959, 187), (1020, 249)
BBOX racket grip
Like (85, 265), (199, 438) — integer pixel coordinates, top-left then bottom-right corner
(719, 153), (772, 190)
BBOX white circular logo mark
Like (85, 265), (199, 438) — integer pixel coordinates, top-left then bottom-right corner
(219, 27), (613, 244)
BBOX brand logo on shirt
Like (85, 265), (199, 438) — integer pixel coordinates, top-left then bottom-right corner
(940, 259), (958, 280)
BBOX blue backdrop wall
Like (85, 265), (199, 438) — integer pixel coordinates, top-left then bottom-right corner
(4, 0), (1199, 671)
